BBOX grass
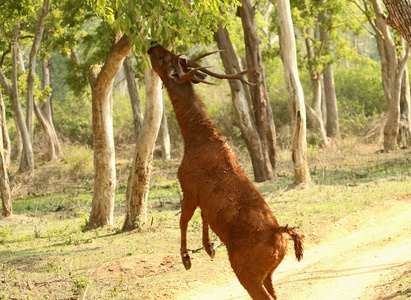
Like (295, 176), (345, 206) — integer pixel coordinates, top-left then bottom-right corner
(1, 140), (410, 299)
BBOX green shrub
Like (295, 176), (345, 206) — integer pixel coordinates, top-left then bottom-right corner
(53, 94), (93, 145)
(335, 63), (385, 136)
(62, 145), (94, 180)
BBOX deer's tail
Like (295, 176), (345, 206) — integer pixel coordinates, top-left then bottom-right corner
(276, 225), (304, 262)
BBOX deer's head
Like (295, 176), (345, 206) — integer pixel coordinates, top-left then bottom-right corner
(148, 44), (256, 86)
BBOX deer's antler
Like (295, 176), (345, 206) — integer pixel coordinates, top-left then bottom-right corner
(170, 62), (217, 85)
(173, 50), (256, 86)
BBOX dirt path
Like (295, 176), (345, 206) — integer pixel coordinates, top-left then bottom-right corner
(177, 197), (411, 300)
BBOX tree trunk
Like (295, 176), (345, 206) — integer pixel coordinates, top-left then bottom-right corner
(320, 74), (327, 126)
(0, 91), (11, 217)
(17, 49), (25, 72)
(383, 0), (411, 45)
(84, 34), (131, 230)
(123, 55), (143, 140)
(34, 102), (61, 160)
(122, 68), (163, 231)
(34, 59), (62, 160)
(304, 28), (329, 145)
(383, 46), (410, 151)
(398, 66), (411, 147)
(25, 0), (50, 141)
(0, 23), (34, 173)
(214, 22), (274, 182)
(277, 0), (312, 188)
(0, 111), (11, 217)
(0, 91), (10, 167)
(238, 0), (277, 177)
(159, 97), (171, 161)
(14, 49), (25, 162)
(369, 0), (411, 151)
(13, 117), (23, 161)
(323, 64), (340, 139)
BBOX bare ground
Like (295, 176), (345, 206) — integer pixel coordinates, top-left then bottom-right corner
(176, 196), (411, 300)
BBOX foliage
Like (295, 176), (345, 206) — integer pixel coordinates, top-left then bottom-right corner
(61, 144), (94, 180)
(55, 0), (241, 96)
(112, 93), (136, 144)
(335, 63), (386, 135)
(289, 0), (366, 73)
(110, 0), (239, 54)
(53, 94), (93, 144)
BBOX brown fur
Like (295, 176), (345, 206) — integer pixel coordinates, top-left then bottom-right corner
(148, 45), (303, 300)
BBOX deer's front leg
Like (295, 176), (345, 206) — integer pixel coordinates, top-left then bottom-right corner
(180, 201), (196, 270)
(201, 212), (215, 259)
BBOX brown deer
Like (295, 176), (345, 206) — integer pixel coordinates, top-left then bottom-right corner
(148, 44), (303, 300)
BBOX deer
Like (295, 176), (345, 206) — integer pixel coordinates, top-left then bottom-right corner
(148, 44), (303, 300)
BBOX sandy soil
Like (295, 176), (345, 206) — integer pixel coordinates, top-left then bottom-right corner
(176, 196), (411, 300)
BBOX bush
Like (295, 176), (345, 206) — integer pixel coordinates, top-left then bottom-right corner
(62, 145), (94, 180)
(113, 93), (138, 145)
(335, 63), (386, 136)
(53, 94), (93, 145)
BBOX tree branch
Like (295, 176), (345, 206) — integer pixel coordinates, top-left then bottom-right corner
(340, 2), (376, 37)
(0, 47), (11, 67)
(398, 43), (411, 77)
(0, 68), (12, 96)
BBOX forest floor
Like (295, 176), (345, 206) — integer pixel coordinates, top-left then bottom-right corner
(176, 195), (411, 300)
(1, 140), (411, 299)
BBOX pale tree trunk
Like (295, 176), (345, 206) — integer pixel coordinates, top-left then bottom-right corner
(238, 0), (277, 177)
(13, 117), (23, 161)
(0, 23), (34, 173)
(123, 55), (143, 140)
(278, 0), (312, 188)
(398, 66), (411, 147)
(34, 59), (62, 160)
(25, 0), (50, 141)
(42, 59), (62, 157)
(304, 27), (329, 145)
(0, 91), (10, 167)
(320, 74), (327, 126)
(14, 49), (24, 162)
(0, 96), (11, 217)
(84, 34), (131, 231)
(0, 103), (11, 217)
(214, 22), (274, 182)
(122, 69), (163, 231)
(323, 64), (340, 139)
(17, 49), (25, 72)
(383, 43), (411, 151)
(368, 0), (411, 151)
(159, 97), (171, 161)
(383, 0), (411, 45)
(41, 60), (52, 120)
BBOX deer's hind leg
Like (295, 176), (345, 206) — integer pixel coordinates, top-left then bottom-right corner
(201, 212), (215, 258)
(229, 248), (275, 300)
(237, 274), (273, 300)
(263, 233), (288, 299)
(263, 267), (278, 299)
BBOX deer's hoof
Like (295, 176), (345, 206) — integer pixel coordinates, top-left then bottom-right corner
(206, 243), (216, 259)
(182, 253), (191, 270)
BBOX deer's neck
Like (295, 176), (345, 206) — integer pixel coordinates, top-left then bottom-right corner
(165, 82), (221, 148)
